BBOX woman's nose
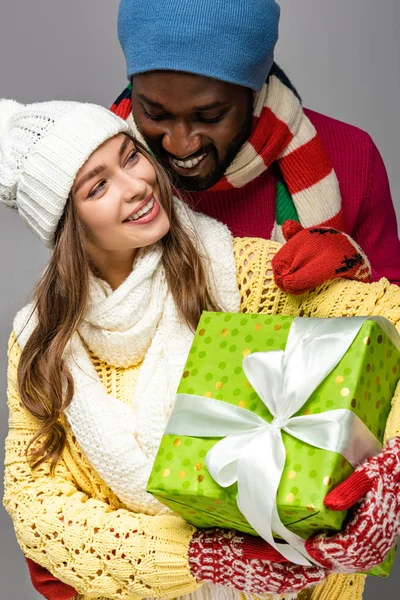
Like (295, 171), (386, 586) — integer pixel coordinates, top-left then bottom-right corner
(119, 171), (148, 203)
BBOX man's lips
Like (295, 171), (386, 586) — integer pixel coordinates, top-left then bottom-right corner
(167, 150), (211, 177)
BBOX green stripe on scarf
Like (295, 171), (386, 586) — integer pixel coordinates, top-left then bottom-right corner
(275, 180), (300, 226)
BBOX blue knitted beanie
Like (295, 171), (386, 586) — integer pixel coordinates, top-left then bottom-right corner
(118, 0), (280, 91)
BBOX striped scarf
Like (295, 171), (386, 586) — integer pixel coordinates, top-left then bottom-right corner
(110, 64), (344, 243)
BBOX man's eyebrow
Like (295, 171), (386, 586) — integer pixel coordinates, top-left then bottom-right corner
(137, 94), (165, 109)
(137, 95), (227, 113)
(192, 101), (227, 112)
(73, 164), (107, 195)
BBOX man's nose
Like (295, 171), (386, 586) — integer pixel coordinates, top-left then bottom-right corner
(161, 121), (202, 158)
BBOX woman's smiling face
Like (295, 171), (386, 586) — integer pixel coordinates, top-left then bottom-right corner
(72, 133), (170, 255)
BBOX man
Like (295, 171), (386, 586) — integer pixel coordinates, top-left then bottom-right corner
(111, 0), (400, 287)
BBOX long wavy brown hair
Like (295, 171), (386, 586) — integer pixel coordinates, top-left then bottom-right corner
(18, 135), (221, 471)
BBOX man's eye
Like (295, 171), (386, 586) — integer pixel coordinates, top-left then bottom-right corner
(198, 111), (227, 124)
(88, 180), (106, 198)
(143, 108), (167, 121)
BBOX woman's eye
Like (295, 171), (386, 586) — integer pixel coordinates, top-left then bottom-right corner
(126, 150), (139, 165)
(88, 180), (106, 198)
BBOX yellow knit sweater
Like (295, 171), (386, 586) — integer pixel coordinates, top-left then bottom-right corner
(3, 238), (400, 600)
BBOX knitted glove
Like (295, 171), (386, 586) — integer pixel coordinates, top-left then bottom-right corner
(272, 220), (372, 295)
(305, 437), (400, 572)
(189, 528), (329, 594)
(25, 557), (76, 600)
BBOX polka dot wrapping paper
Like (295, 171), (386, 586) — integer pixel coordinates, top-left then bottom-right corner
(147, 313), (399, 576)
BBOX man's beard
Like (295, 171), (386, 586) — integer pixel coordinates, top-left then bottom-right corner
(144, 104), (254, 192)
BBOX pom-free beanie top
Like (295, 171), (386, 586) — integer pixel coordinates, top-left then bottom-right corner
(0, 99), (128, 246)
(118, 0), (280, 91)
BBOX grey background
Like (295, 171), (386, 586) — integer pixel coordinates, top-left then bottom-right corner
(0, 0), (399, 597)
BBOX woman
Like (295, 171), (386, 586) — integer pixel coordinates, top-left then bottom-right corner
(1, 99), (399, 600)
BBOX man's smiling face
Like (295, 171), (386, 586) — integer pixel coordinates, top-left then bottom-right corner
(131, 71), (253, 191)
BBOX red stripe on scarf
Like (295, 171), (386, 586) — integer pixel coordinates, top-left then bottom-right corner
(319, 211), (345, 231)
(209, 175), (235, 192)
(251, 107), (293, 166)
(209, 107), (293, 192)
(110, 98), (132, 120)
(279, 135), (333, 195)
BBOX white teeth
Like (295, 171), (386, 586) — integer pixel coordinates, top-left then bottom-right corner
(172, 152), (206, 169)
(125, 197), (155, 222)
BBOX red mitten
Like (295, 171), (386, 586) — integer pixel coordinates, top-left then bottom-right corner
(25, 558), (76, 600)
(272, 221), (372, 295)
(305, 437), (400, 572)
(189, 528), (329, 595)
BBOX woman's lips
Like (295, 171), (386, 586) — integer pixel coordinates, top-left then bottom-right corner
(123, 193), (153, 221)
(123, 195), (160, 225)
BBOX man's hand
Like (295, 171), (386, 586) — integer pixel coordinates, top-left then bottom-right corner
(272, 220), (372, 295)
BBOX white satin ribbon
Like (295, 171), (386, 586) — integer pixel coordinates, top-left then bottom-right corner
(165, 316), (400, 565)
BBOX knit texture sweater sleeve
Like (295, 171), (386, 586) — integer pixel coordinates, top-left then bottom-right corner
(349, 138), (400, 285)
(3, 335), (199, 600)
(303, 110), (400, 286)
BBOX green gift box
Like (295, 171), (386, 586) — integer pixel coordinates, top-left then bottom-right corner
(147, 313), (400, 576)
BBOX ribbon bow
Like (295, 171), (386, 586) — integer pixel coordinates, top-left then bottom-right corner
(165, 317), (400, 564)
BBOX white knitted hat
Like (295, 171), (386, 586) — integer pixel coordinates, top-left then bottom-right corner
(0, 99), (129, 246)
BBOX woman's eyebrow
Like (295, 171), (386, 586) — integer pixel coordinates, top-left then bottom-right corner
(74, 138), (134, 194)
(73, 164), (107, 195)
(119, 135), (133, 157)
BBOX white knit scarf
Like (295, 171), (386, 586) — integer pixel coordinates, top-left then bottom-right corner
(14, 198), (240, 514)
(14, 199), (297, 600)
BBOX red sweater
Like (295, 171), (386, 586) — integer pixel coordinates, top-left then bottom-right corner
(187, 109), (400, 285)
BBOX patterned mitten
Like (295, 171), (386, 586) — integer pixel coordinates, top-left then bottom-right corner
(305, 437), (400, 572)
(26, 557), (76, 600)
(272, 220), (372, 295)
(189, 528), (329, 594)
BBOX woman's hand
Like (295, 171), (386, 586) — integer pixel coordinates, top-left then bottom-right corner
(305, 437), (400, 572)
(26, 528), (326, 598)
(28, 433), (399, 599)
(272, 220), (372, 295)
(189, 528), (330, 594)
